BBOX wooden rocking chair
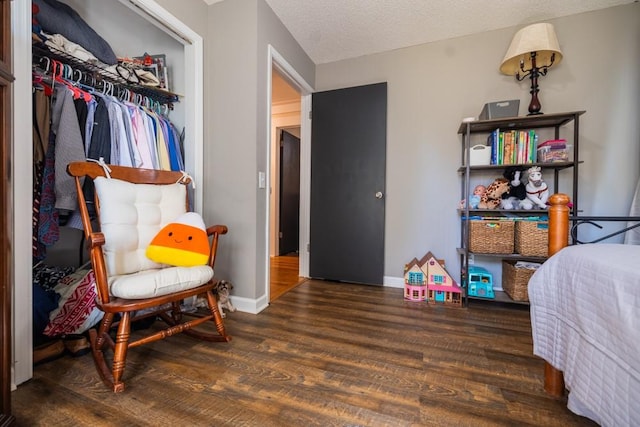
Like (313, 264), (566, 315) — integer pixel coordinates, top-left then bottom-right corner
(67, 161), (231, 392)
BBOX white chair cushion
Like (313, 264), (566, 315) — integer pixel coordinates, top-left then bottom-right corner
(108, 265), (214, 299)
(94, 176), (187, 276)
(94, 177), (214, 300)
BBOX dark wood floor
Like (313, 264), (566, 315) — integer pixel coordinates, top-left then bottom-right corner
(11, 281), (595, 427)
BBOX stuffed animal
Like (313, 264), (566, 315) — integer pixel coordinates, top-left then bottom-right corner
(478, 178), (510, 209)
(469, 185), (486, 209)
(459, 184), (486, 209)
(146, 212), (210, 267)
(523, 166), (549, 209)
(500, 167), (528, 210)
(214, 280), (236, 318)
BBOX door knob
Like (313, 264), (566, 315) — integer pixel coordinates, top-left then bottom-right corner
(375, 191), (384, 199)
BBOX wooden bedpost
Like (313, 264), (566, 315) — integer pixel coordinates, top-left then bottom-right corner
(543, 193), (571, 397)
(548, 193), (570, 258)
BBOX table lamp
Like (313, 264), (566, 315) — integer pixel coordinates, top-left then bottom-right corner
(500, 23), (563, 115)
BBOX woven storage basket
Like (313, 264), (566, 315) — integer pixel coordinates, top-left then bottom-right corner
(515, 220), (548, 257)
(501, 260), (535, 302)
(469, 219), (515, 254)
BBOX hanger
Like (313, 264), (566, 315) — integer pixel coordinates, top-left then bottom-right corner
(32, 71), (54, 96)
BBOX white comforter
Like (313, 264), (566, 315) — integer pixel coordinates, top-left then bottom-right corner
(528, 243), (640, 427)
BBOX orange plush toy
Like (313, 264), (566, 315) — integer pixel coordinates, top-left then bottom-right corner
(146, 212), (210, 267)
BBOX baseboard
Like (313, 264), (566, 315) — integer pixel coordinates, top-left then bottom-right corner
(228, 295), (269, 315)
(383, 276), (404, 288)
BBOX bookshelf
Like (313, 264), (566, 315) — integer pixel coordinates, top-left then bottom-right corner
(457, 111), (585, 305)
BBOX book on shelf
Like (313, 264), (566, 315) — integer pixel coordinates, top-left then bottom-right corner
(485, 128), (540, 166)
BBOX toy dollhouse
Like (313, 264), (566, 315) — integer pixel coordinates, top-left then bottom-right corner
(403, 257), (427, 301)
(403, 251), (463, 306)
(421, 252), (463, 306)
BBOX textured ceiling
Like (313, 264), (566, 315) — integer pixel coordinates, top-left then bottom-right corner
(202, 0), (631, 64)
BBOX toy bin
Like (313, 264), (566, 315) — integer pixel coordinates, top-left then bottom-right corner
(501, 260), (537, 302)
(536, 139), (573, 163)
(469, 219), (515, 254)
(515, 220), (548, 257)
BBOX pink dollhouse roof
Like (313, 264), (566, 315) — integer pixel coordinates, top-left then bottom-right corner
(429, 284), (462, 293)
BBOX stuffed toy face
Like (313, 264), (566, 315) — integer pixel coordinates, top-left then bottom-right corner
(473, 185), (486, 196)
(146, 212), (209, 267)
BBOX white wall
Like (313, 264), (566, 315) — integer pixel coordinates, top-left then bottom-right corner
(315, 3), (640, 285)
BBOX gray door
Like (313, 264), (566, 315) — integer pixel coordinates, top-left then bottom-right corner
(310, 82), (387, 285)
(279, 130), (300, 255)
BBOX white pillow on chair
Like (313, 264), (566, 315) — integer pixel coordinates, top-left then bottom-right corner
(94, 177), (213, 299)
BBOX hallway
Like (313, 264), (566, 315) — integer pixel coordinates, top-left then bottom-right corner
(270, 254), (304, 301)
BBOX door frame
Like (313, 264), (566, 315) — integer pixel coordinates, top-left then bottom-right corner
(266, 45), (313, 302)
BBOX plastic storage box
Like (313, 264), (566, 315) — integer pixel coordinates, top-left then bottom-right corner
(465, 144), (492, 166)
(536, 139), (572, 163)
(479, 100), (520, 120)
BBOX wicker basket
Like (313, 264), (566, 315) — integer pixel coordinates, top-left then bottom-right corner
(515, 220), (548, 257)
(469, 219), (515, 254)
(501, 260), (535, 302)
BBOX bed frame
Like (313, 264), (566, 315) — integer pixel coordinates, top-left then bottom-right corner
(544, 194), (570, 397)
(544, 193), (640, 397)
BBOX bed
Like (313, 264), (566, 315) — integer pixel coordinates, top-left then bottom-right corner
(528, 194), (640, 426)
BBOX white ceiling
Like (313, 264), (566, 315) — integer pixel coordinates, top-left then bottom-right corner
(204, 0), (632, 64)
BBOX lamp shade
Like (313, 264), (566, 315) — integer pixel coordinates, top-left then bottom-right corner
(500, 23), (563, 75)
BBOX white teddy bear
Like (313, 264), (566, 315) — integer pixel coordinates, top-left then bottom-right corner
(523, 166), (549, 209)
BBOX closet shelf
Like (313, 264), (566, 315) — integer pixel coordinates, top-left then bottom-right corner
(32, 43), (180, 107)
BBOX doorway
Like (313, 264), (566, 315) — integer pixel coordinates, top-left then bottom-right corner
(269, 68), (303, 300)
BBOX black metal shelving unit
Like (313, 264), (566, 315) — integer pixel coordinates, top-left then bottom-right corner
(458, 111), (585, 306)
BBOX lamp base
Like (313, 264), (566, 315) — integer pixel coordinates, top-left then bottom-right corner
(527, 55), (543, 115)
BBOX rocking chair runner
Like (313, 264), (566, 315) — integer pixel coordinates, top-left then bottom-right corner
(67, 161), (231, 392)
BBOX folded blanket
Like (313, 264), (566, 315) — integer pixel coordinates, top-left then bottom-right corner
(44, 32), (98, 63)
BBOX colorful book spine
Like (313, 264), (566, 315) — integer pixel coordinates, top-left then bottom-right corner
(517, 130), (526, 164)
(529, 130), (537, 163)
(489, 130), (497, 165)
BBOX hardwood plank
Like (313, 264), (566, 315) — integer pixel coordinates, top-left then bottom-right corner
(12, 280), (596, 426)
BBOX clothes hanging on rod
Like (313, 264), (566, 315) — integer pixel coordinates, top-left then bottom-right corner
(31, 55), (185, 261)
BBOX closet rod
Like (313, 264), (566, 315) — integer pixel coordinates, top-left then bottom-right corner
(32, 43), (179, 107)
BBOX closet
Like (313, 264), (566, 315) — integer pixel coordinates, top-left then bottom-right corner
(22, 0), (203, 371)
